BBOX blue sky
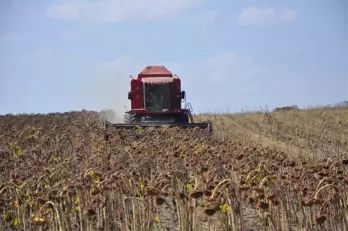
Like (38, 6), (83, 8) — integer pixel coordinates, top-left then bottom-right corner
(0, 0), (347, 116)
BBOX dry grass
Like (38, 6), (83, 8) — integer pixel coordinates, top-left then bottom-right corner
(0, 106), (347, 231)
(195, 106), (348, 161)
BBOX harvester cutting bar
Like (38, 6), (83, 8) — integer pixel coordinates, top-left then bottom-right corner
(102, 120), (213, 132)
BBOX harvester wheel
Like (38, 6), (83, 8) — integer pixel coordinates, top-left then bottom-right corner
(177, 112), (189, 123)
(124, 112), (137, 124)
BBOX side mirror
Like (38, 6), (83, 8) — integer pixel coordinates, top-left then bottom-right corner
(181, 91), (186, 99)
(128, 91), (131, 100)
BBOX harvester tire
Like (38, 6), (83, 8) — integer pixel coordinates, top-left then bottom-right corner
(177, 112), (189, 123)
(124, 112), (137, 124)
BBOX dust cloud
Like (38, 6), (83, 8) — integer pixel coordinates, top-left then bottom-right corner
(78, 56), (140, 123)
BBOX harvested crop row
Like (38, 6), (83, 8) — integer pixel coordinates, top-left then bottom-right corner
(0, 111), (347, 231)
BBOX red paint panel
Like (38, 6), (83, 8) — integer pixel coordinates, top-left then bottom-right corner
(139, 66), (173, 76)
(130, 79), (143, 109)
(132, 109), (181, 114)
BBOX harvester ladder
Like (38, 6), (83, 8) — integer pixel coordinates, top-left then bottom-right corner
(185, 102), (195, 123)
(188, 111), (194, 123)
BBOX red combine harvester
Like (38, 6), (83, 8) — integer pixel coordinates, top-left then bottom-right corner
(102, 65), (212, 132)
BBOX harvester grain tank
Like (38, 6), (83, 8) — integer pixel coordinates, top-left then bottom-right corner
(102, 65), (212, 132)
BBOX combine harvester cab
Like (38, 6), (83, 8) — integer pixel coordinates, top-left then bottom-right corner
(102, 65), (213, 134)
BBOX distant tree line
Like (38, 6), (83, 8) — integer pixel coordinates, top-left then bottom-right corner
(273, 105), (299, 112)
(273, 100), (347, 112)
(334, 100), (348, 108)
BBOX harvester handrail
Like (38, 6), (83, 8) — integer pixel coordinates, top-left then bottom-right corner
(186, 102), (193, 113)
